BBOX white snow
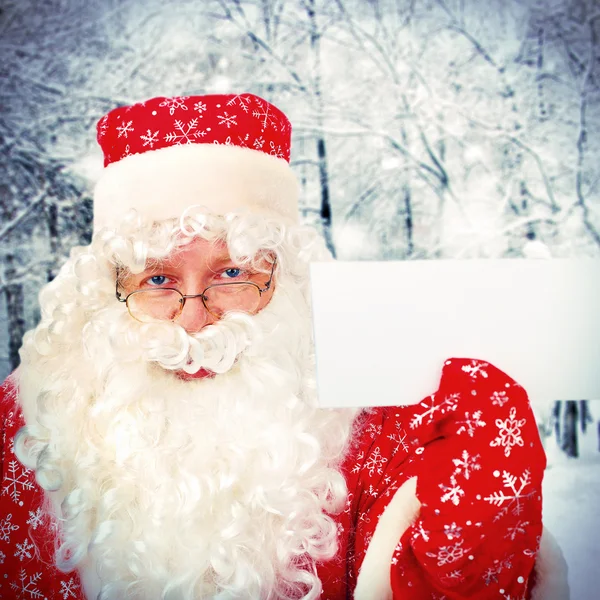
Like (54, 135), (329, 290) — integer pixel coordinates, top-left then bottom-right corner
(542, 407), (600, 600)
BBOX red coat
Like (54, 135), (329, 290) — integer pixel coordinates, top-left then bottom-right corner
(0, 358), (561, 599)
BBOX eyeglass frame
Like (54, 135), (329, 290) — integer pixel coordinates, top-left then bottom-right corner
(115, 257), (277, 322)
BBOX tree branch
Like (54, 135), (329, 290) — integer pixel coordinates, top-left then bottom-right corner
(0, 190), (47, 243)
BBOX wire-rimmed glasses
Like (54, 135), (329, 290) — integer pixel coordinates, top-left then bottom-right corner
(116, 259), (276, 323)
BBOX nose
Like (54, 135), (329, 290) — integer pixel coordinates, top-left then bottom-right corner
(176, 296), (215, 333)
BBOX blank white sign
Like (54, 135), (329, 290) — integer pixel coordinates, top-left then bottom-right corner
(309, 259), (600, 408)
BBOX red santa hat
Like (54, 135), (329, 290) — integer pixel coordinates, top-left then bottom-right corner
(93, 94), (299, 232)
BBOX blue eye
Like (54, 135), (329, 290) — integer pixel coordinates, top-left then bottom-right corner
(223, 268), (242, 279)
(148, 275), (169, 286)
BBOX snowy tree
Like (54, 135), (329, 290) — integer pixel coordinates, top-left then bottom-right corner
(0, 0), (599, 378)
(514, 0), (600, 254)
(551, 400), (597, 458)
(0, 0), (233, 372)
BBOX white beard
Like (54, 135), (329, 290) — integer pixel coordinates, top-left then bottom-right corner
(17, 280), (357, 600)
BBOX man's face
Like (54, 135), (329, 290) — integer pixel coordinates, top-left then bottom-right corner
(117, 237), (276, 380)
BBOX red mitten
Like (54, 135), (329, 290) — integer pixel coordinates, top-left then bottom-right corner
(390, 358), (546, 600)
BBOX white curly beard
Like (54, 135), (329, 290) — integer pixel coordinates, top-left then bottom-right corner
(21, 279), (357, 600)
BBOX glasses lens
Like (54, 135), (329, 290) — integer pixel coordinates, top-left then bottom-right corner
(127, 289), (183, 322)
(203, 283), (261, 318)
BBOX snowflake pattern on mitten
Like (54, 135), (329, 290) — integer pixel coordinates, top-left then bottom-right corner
(318, 358), (545, 600)
(391, 359), (545, 599)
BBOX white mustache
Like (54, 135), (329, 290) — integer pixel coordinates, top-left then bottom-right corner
(138, 311), (260, 374)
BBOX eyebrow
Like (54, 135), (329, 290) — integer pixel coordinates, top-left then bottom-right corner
(130, 251), (238, 276)
(209, 254), (235, 266)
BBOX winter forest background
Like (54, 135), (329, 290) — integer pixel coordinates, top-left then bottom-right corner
(1, 0), (599, 596)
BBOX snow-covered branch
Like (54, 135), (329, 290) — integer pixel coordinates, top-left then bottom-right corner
(0, 191), (47, 243)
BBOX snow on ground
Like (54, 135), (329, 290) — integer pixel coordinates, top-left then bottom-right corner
(542, 419), (600, 600)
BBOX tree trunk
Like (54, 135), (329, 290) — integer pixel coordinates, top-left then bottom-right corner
(562, 400), (579, 458)
(536, 25), (547, 120)
(404, 184), (413, 257)
(46, 199), (59, 282)
(306, 0), (336, 258)
(552, 400), (561, 441)
(4, 254), (26, 371)
(317, 137), (335, 257)
(580, 400), (592, 433)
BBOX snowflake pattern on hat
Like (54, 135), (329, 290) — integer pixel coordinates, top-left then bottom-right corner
(96, 94), (292, 167)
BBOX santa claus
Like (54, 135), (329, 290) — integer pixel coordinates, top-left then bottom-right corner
(0, 94), (568, 600)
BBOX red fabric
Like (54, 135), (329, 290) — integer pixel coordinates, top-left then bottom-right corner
(0, 358), (545, 599)
(97, 94), (292, 167)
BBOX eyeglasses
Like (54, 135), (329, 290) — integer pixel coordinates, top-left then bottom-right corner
(116, 259), (276, 323)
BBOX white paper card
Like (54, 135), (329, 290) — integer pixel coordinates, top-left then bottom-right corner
(309, 259), (600, 408)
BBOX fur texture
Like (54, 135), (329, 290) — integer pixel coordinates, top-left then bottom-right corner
(531, 528), (570, 600)
(353, 481), (569, 600)
(14, 210), (357, 600)
(93, 144), (300, 233)
(354, 477), (420, 600)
